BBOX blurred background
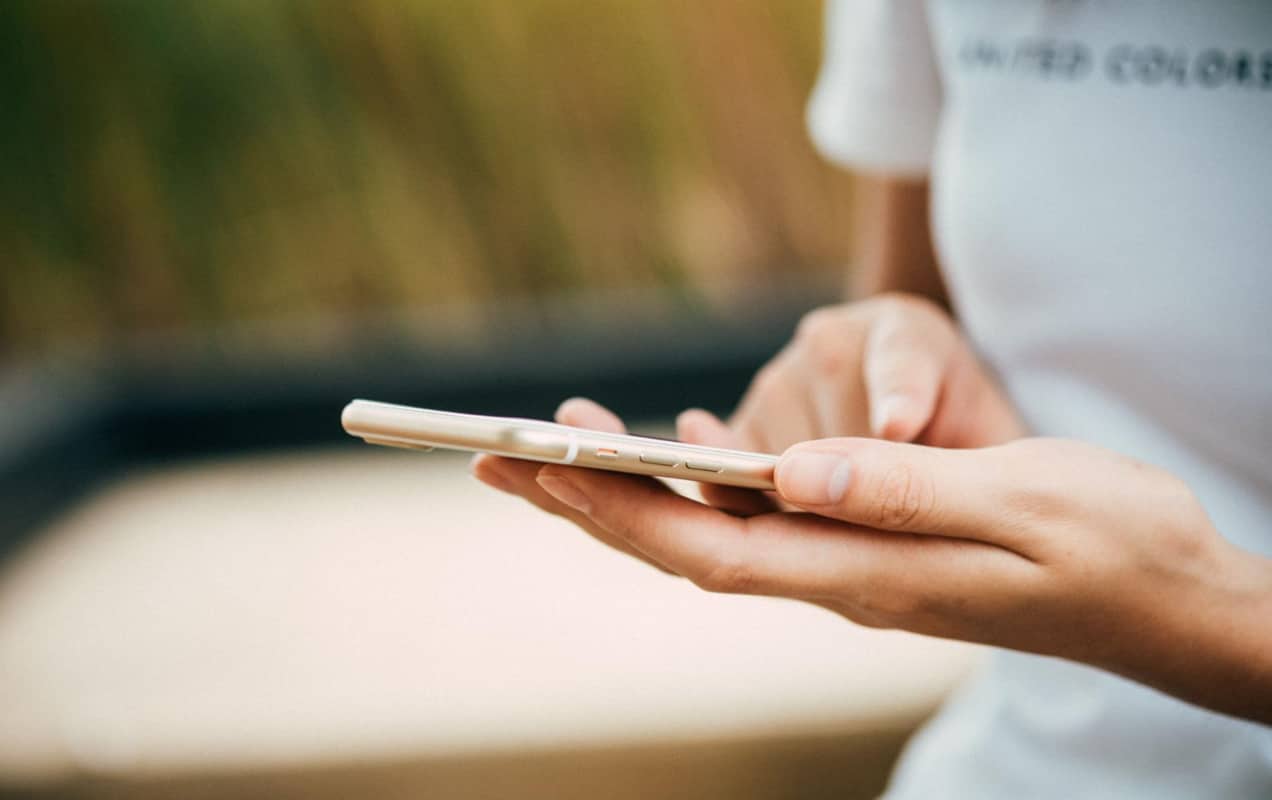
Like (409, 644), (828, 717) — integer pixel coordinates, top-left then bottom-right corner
(2, 0), (854, 355)
(0, 2), (978, 798)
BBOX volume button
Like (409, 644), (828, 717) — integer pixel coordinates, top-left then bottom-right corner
(639, 452), (677, 467)
(685, 460), (724, 473)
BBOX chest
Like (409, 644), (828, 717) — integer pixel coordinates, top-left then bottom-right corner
(923, 0), (1272, 371)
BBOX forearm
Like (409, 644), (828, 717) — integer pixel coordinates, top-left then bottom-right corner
(852, 175), (949, 310)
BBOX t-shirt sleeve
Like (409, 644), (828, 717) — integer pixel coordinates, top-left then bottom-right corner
(806, 0), (942, 177)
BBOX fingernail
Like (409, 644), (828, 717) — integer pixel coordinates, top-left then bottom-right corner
(471, 456), (514, 493)
(777, 452), (853, 505)
(537, 472), (592, 513)
(871, 395), (907, 437)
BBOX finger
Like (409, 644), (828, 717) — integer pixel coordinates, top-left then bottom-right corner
(555, 396), (627, 433)
(536, 463), (840, 598)
(807, 350), (871, 440)
(729, 353), (818, 453)
(727, 384), (775, 455)
(791, 314), (872, 439)
(472, 454), (675, 573)
(862, 313), (949, 442)
(752, 384), (820, 452)
(774, 438), (1027, 552)
(535, 463), (1029, 608)
(676, 408), (778, 516)
(733, 412), (775, 456)
(676, 407), (731, 443)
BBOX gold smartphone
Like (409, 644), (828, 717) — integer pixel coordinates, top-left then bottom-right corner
(341, 399), (776, 490)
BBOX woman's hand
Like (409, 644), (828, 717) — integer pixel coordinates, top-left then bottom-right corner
(681, 293), (1023, 454)
(481, 425), (1272, 723)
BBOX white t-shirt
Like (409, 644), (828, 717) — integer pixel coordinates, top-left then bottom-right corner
(809, 1), (1272, 797)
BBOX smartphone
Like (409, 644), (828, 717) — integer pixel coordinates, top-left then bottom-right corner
(341, 399), (776, 490)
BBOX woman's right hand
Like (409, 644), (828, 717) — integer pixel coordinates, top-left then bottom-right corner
(472, 291), (1025, 554)
(675, 293), (1024, 457)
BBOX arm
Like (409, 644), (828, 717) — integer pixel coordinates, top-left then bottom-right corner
(852, 176), (948, 310)
(678, 175), (982, 464)
(637, 176), (989, 462)
(525, 432), (1272, 725)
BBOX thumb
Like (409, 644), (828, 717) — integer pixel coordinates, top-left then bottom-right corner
(862, 313), (949, 442)
(774, 438), (1018, 548)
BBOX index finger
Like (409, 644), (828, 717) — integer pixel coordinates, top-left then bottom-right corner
(535, 463), (1033, 615)
(862, 310), (949, 442)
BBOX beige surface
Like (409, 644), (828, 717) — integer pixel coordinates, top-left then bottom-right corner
(0, 447), (981, 788)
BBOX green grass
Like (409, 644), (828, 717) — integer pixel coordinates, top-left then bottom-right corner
(0, 0), (855, 355)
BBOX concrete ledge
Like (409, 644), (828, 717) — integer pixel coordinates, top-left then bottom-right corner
(0, 447), (980, 797)
(4, 722), (928, 800)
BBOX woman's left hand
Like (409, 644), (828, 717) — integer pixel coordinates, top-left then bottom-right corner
(490, 423), (1272, 723)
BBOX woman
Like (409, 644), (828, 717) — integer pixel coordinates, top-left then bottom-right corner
(474, 1), (1272, 795)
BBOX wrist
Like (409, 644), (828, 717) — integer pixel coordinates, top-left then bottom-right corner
(1124, 539), (1272, 722)
(1213, 544), (1272, 721)
(1226, 547), (1272, 664)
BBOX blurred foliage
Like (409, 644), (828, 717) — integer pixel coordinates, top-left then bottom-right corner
(0, 0), (854, 355)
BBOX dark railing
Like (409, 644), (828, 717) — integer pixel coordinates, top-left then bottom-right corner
(0, 284), (833, 561)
